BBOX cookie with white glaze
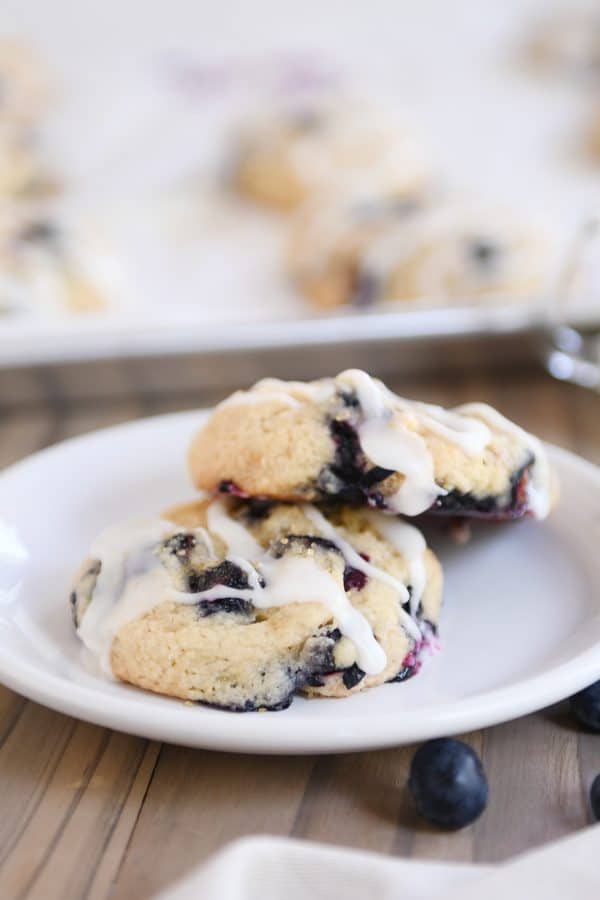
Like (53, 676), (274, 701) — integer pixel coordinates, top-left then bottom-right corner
(71, 498), (442, 711)
(0, 40), (50, 125)
(188, 370), (555, 520)
(526, 11), (600, 79)
(288, 199), (550, 309)
(231, 100), (427, 212)
(0, 208), (111, 314)
(0, 42), (55, 200)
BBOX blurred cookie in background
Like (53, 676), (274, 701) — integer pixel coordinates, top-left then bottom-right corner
(0, 39), (52, 125)
(0, 124), (56, 199)
(0, 40), (56, 200)
(526, 9), (600, 80)
(0, 205), (120, 315)
(230, 98), (428, 212)
(288, 196), (553, 310)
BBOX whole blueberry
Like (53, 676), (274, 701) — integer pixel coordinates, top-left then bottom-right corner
(569, 680), (600, 732)
(409, 738), (488, 830)
(591, 775), (600, 822)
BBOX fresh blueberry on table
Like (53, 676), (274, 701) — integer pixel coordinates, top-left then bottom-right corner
(591, 775), (600, 822)
(569, 680), (600, 732)
(408, 738), (488, 830)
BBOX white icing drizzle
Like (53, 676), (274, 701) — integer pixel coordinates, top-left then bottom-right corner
(410, 401), (491, 456)
(79, 498), (419, 678)
(254, 556), (386, 674)
(335, 369), (550, 517)
(195, 526), (216, 558)
(206, 498), (263, 559)
(201, 499), (387, 673)
(455, 403), (552, 519)
(77, 519), (178, 676)
(337, 369), (442, 515)
(365, 513), (427, 618)
(302, 505), (421, 640)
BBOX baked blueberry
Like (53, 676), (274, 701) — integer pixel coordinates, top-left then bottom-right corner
(187, 560), (251, 593)
(468, 239), (500, 268)
(343, 565), (367, 592)
(196, 597), (254, 617)
(18, 220), (60, 245)
(342, 663), (365, 689)
(569, 680), (600, 732)
(164, 532), (196, 558)
(352, 269), (382, 307)
(591, 774), (600, 822)
(408, 738), (488, 829)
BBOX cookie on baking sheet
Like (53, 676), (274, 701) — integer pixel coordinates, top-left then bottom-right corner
(0, 40), (51, 125)
(71, 497), (442, 711)
(231, 99), (427, 212)
(288, 198), (550, 309)
(526, 11), (600, 79)
(0, 41), (55, 200)
(0, 207), (114, 314)
(188, 369), (555, 520)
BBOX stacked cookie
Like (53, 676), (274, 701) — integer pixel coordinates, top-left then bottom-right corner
(72, 369), (555, 712)
(0, 42), (113, 315)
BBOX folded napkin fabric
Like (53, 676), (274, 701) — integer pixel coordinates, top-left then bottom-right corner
(157, 824), (600, 900)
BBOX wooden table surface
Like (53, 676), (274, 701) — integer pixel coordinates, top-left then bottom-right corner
(1, 368), (599, 900)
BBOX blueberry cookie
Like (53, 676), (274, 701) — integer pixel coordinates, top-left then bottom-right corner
(189, 370), (554, 520)
(288, 200), (549, 309)
(0, 42), (54, 200)
(71, 497), (442, 710)
(231, 100), (427, 212)
(0, 127), (54, 200)
(527, 12), (600, 79)
(0, 40), (50, 125)
(0, 208), (111, 314)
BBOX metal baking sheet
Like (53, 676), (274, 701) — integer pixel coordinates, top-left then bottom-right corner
(2, 0), (600, 373)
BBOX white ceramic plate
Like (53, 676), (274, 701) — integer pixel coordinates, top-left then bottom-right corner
(1, 410), (599, 754)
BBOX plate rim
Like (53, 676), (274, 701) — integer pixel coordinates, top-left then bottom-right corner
(1, 410), (600, 754)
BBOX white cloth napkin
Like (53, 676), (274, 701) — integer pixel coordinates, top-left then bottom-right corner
(157, 824), (600, 900)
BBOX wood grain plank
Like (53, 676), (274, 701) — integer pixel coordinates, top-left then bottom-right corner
(579, 730), (600, 825)
(0, 715), (159, 900)
(112, 748), (314, 900)
(0, 398), (160, 900)
(474, 709), (586, 862)
(292, 746), (416, 855)
(567, 384), (600, 466)
(0, 412), (57, 469)
(86, 741), (162, 900)
(0, 704), (77, 873)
